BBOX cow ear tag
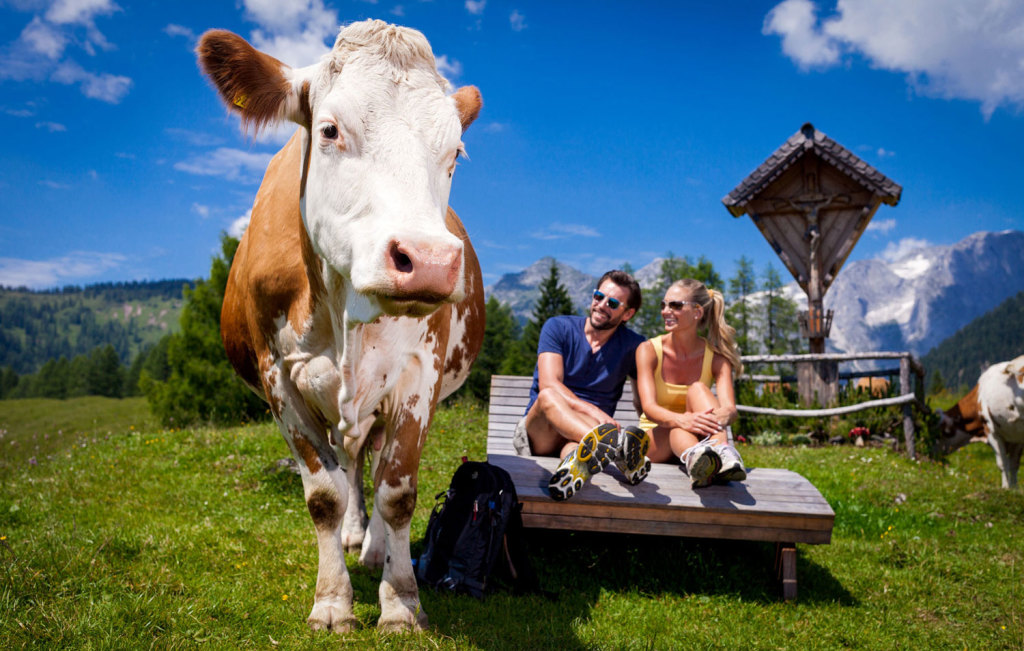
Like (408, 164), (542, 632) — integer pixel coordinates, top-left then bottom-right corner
(233, 93), (248, 109)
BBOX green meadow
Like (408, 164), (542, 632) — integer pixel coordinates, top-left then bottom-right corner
(1, 397), (1022, 649)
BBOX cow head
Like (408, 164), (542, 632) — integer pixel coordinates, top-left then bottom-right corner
(198, 20), (481, 321)
(934, 384), (983, 456)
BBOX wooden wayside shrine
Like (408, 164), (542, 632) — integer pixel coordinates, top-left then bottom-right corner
(486, 375), (835, 600)
(722, 123), (901, 406)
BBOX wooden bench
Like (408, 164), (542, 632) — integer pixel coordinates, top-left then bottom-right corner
(486, 375), (835, 600)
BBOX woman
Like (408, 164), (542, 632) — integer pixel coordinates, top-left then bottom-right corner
(635, 279), (745, 487)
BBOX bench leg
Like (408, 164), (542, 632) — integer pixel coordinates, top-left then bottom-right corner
(774, 542), (797, 601)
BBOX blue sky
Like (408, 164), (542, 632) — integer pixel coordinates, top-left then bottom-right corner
(1, 0), (1022, 291)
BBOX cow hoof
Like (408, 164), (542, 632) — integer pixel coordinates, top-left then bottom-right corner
(308, 602), (357, 633)
(377, 609), (428, 632)
(341, 535), (364, 555)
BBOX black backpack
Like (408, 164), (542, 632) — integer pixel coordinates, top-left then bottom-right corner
(416, 460), (539, 598)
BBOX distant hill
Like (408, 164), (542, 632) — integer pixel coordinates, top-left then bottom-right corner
(0, 279), (195, 374)
(921, 290), (1024, 392)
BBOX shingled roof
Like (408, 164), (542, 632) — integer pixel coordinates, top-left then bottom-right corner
(722, 123), (902, 217)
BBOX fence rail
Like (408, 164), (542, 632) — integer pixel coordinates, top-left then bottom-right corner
(736, 351), (925, 458)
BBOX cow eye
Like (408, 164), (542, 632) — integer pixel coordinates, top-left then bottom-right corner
(321, 124), (339, 140)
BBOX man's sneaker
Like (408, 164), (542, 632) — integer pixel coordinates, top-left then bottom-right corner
(714, 444), (747, 483)
(614, 426), (652, 486)
(547, 423), (620, 501)
(683, 441), (722, 489)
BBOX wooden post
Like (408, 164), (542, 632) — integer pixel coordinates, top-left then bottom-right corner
(775, 542), (798, 601)
(900, 357), (916, 459)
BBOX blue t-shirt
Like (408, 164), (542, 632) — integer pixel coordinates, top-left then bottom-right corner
(525, 315), (645, 417)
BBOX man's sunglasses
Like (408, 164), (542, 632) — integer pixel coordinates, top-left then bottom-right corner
(592, 289), (623, 310)
(660, 300), (698, 311)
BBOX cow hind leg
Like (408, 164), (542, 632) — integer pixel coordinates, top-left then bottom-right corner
(1004, 442), (1022, 489)
(341, 439), (369, 555)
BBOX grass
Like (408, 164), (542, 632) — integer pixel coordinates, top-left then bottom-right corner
(1, 397), (1022, 649)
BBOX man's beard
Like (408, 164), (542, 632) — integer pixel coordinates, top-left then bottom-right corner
(589, 312), (620, 331)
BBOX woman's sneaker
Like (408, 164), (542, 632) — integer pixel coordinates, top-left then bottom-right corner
(714, 444), (747, 482)
(614, 426), (652, 486)
(547, 423), (620, 501)
(683, 441), (722, 489)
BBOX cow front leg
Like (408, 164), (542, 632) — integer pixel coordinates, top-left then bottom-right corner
(987, 433), (1014, 489)
(373, 475), (427, 632)
(1003, 442), (1022, 489)
(301, 469), (358, 632)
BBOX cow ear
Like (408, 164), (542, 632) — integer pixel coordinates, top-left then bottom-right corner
(197, 29), (313, 132)
(451, 85), (481, 132)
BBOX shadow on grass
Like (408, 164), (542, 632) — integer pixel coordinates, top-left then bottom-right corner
(411, 529), (856, 649)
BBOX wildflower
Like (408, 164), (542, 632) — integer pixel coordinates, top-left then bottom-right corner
(282, 594), (288, 601)
(1, 535), (6, 541)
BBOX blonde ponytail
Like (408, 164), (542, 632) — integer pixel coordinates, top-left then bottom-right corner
(668, 279), (743, 376)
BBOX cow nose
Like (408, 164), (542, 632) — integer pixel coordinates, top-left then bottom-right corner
(387, 239), (462, 299)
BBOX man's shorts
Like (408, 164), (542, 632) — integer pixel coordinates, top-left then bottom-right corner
(512, 416), (532, 455)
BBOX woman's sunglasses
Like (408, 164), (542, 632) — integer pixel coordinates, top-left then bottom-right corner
(660, 300), (698, 311)
(592, 289), (622, 310)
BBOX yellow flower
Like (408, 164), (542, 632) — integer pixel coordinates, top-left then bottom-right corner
(282, 594), (289, 601)
(0, 535), (6, 541)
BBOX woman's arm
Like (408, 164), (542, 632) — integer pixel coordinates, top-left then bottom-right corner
(710, 354), (738, 426)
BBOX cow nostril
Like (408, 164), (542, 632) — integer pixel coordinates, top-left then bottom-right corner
(390, 243), (413, 274)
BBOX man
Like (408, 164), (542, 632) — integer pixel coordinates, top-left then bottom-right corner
(513, 270), (651, 501)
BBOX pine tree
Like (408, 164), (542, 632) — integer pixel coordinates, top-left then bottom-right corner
(141, 234), (267, 426)
(762, 264), (800, 355)
(727, 255), (757, 355)
(632, 254), (722, 338)
(507, 261), (576, 375)
(461, 296), (519, 400)
(87, 344), (124, 398)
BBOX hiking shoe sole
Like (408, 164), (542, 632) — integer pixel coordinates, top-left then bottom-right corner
(547, 423), (619, 501)
(689, 446), (722, 489)
(615, 426), (652, 486)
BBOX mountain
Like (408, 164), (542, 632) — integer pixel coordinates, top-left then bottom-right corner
(0, 279), (194, 374)
(818, 230), (1024, 360)
(921, 290), (1024, 390)
(486, 231), (1024, 365)
(486, 257), (598, 322)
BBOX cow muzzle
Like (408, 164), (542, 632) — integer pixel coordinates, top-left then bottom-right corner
(377, 238), (463, 315)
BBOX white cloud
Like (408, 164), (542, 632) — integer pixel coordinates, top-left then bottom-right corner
(51, 60), (131, 103)
(35, 121), (66, 131)
(765, 0), (1024, 118)
(45, 0), (120, 26)
(466, 0), (486, 16)
(164, 24), (196, 42)
(243, 0), (337, 66)
(21, 16), (67, 59)
(390, 5), (405, 17)
(39, 179), (71, 189)
(229, 210), (252, 238)
(879, 237), (932, 262)
(482, 122), (507, 133)
(435, 54), (463, 82)
(0, 2), (131, 102)
(0, 251), (127, 289)
(876, 147), (895, 158)
(531, 222), (601, 240)
(192, 203), (211, 218)
(174, 147), (275, 184)
(509, 10), (526, 32)
(866, 217), (895, 234)
(763, 0), (839, 68)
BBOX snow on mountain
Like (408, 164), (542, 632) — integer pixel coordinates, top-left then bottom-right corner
(485, 231), (1024, 357)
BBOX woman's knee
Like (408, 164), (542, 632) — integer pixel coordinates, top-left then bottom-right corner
(686, 381), (719, 411)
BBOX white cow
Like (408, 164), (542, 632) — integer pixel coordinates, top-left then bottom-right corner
(938, 354), (1024, 489)
(197, 20), (485, 632)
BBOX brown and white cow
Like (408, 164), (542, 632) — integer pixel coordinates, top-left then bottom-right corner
(937, 354), (1024, 489)
(197, 20), (484, 632)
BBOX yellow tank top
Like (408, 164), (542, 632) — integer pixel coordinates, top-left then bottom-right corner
(638, 336), (714, 431)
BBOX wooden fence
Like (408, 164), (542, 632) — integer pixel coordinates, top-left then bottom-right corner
(737, 352), (926, 458)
